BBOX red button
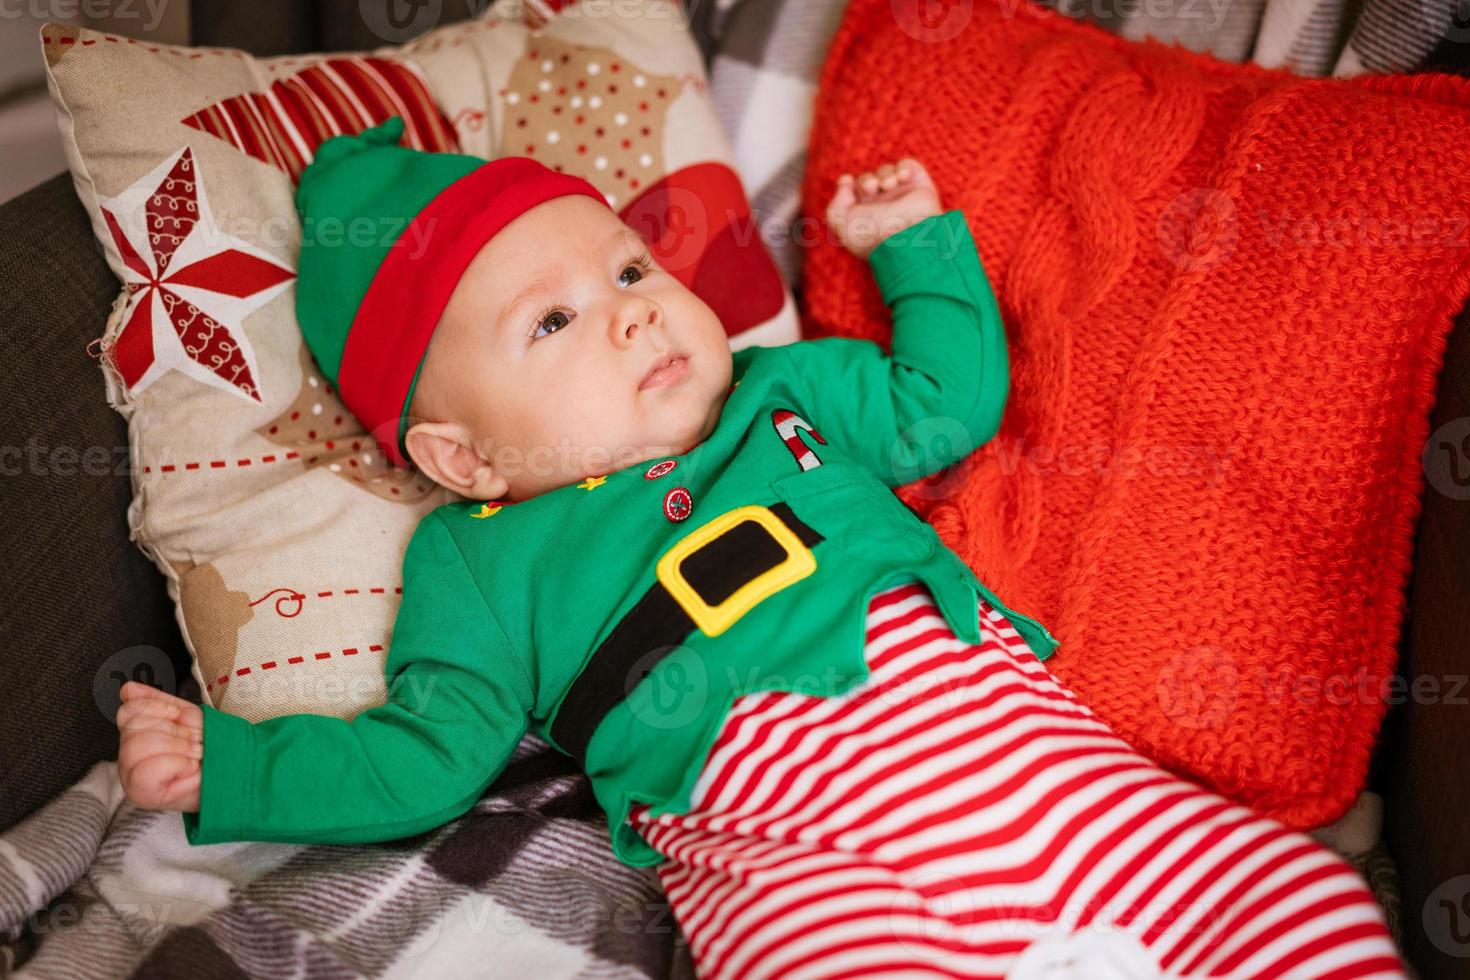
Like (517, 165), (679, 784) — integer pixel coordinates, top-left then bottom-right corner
(663, 486), (693, 522)
(644, 459), (677, 480)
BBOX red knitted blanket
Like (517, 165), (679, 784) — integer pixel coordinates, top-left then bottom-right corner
(801, 0), (1470, 828)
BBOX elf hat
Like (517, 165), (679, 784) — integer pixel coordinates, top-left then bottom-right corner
(294, 114), (612, 470)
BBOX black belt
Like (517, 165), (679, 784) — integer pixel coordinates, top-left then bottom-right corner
(550, 501), (823, 765)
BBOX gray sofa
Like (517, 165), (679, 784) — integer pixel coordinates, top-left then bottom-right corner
(2, 0), (1466, 976)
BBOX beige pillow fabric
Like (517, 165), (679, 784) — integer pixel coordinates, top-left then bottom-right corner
(43, 0), (796, 723)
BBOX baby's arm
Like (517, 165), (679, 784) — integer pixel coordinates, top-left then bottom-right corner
(117, 511), (534, 846)
(784, 159), (1008, 486)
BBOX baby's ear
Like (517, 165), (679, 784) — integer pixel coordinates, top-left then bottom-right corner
(404, 421), (508, 501)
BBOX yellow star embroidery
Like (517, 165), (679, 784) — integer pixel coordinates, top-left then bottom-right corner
(578, 475), (608, 491)
(471, 503), (502, 519)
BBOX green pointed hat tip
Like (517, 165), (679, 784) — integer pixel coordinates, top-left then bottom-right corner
(361, 115), (407, 144)
(305, 115), (407, 177)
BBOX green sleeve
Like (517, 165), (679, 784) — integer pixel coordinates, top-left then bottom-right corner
(782, 209), (1008, 486)
(182, 510), (534, 846)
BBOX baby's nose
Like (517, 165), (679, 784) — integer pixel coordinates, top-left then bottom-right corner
(623, 304), (657, 338)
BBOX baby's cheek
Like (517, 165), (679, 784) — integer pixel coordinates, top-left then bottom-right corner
(576, 398), (642, 465)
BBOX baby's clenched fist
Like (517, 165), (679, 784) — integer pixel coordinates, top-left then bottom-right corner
(825, 158), (943, 261)
(116, 681), (203, 812)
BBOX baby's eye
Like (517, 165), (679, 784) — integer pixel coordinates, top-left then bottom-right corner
(619, 264), (644, 287)
(533, 310), (570, 339)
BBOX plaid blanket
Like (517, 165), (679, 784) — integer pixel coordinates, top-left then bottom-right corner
(0, 739), (695, 979)
(686, 0), (850, 292)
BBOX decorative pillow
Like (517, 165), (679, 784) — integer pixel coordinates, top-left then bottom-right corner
(802, 0), (1470, 829)
(43, 0), (796, 724)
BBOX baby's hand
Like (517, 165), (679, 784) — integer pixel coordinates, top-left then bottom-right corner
(825, 158), (942, 261)
(116, 681), (203, 812)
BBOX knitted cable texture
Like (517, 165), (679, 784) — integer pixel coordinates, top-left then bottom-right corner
(800, 0), (1470, 828)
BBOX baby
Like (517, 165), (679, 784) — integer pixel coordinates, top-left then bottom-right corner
(115, 116), (1402, 979)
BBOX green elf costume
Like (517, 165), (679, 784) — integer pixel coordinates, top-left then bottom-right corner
(182, 115), (1059, 869)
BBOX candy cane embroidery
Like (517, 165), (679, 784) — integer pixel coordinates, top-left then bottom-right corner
(771, 409), (826, 472)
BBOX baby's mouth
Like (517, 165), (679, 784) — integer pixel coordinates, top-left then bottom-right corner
(639, 352), (690, 391)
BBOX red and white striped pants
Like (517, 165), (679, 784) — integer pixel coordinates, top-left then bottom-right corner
(627, 581), (1404, 980)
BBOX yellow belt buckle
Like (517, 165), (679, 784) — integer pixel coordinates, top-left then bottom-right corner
(656, 504), (817, 637)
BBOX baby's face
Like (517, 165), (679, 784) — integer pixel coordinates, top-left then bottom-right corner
(405, 195), (733, 502)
